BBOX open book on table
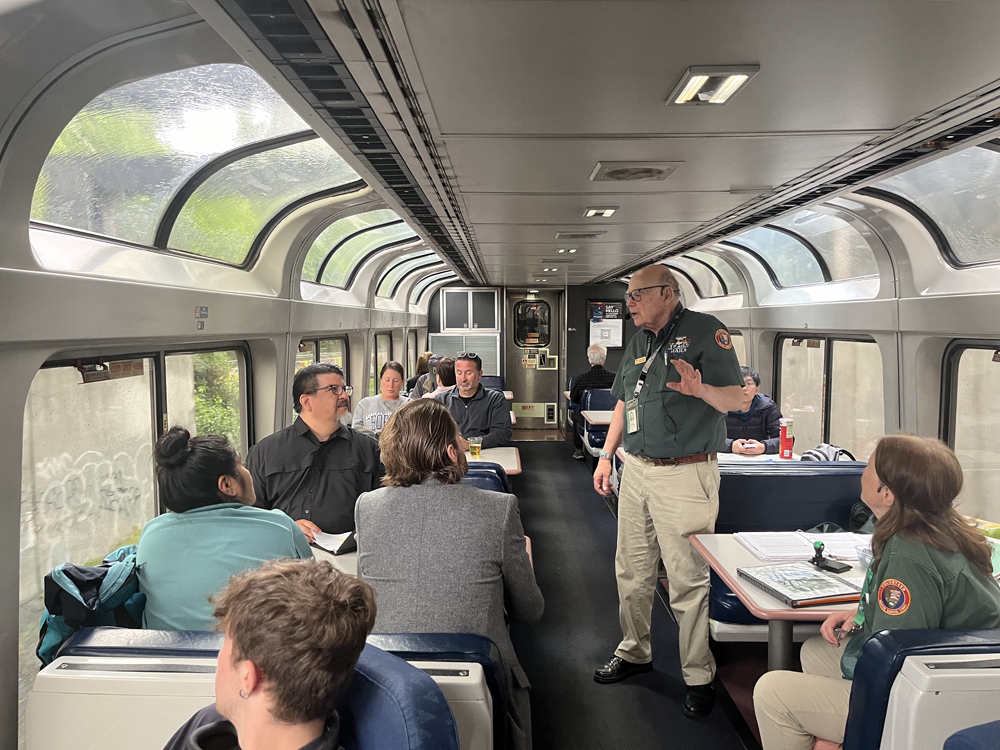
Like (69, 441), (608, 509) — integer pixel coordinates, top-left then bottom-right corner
(737, 561), (862, 608)
(312, 530), (357, 555)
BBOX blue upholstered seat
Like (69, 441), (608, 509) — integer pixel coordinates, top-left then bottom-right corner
(945, 719), (1000, 750)
(462, 471), (506, 493)
(844, 629), (1000, 750)
(466, 460), (512, 493)
(480, 375), (506, 391)
(57, 627), (461, 750)
(579, 388), (616, 453)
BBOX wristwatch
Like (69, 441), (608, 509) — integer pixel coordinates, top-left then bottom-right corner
(598, 451), (613, 460)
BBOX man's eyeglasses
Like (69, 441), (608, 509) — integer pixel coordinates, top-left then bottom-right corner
(623, 285), (668, 303)
(313, 384), (353, 397)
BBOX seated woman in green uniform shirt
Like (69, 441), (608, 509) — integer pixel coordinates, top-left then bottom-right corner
(137, 426), (312, 631)
(754, 434), (1000, 750)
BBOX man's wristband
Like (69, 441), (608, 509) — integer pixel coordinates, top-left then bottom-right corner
(598, 451), (612, 461)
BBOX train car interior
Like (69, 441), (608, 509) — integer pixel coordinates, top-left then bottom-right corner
(4, 0), (1000, 748)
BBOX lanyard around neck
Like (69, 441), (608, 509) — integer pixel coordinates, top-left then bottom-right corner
(633, 305), (685, 397)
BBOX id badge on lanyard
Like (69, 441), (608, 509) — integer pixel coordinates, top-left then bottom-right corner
(628, 307), (685, 435)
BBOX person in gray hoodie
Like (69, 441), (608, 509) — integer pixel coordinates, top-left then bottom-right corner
(352, 361), (408, 437)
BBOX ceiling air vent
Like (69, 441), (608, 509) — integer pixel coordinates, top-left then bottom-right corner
(554, 231), (606, 240)
(590, 161), (683, 182)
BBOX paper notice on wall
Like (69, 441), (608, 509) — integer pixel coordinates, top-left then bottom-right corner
(589, 301), (624, 348)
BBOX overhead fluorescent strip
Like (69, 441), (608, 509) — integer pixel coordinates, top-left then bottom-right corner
(668, 65), (759, 106)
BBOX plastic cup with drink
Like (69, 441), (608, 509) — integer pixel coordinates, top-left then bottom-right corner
(469, 436), (483, 459)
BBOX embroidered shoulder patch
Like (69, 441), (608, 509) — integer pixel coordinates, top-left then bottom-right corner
(715, 329), (733, 349)
(878, 579), (911, 615)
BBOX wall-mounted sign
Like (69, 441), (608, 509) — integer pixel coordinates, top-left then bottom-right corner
(588, 301), (624, 349)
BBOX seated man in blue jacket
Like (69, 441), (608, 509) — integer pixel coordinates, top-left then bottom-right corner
(435, 352), (512, 450)
(726, 367), (783, 455)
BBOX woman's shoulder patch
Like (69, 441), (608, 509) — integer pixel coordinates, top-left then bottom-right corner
(878, 578), (911, 615)
(715, 329), (733, 349)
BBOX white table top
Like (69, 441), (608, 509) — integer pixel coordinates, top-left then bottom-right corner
(719, 452), (801, 463)
(312, 546), (357, 576)
(503, 390), (514, 401)
(582, 410), (614, 426)
(692, 534), (861, 621)
(510, 410), (516, 424)
(465, 446), (522, 475)
(563, 390), (572, 400)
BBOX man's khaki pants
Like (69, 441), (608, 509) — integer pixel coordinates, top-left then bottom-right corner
(613, 453), (719, 685)
(753, 636), (853, 750)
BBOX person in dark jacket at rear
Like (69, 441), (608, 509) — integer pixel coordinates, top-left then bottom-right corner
(570, 343), (617, 460)
(725, 367), (782, 455)
(434, 352), (512, 449)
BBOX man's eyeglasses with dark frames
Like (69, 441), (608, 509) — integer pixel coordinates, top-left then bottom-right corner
(623, 285), (669, 303)
(313, 384), (353, 396)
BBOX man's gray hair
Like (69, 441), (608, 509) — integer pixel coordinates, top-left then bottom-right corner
(587, 343), (608, 366)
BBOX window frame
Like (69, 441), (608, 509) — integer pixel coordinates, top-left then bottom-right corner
(859, 186), (960, 268)
(513, 299), (552, 347)
(774, 333), (880, 448)
(41, 340), (253, 513)
(298, 336), (351, 376)
(940, 339), (1000, 447)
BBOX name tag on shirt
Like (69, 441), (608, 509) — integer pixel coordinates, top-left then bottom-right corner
(625, 398), (639, 434)
(634, 356), (646, 365)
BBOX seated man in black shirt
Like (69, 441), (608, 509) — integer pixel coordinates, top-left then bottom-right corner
(435, 353), (512, 450)
(570, 343), (617, 460)
(247, 363), (380, 540)
(163, 558), (376, 750)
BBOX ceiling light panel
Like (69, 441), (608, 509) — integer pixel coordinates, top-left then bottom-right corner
(585, 206), (618, 218)
(667, 65), (759, 106)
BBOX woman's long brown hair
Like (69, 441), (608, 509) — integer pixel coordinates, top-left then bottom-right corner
(871, 434), (992, 577)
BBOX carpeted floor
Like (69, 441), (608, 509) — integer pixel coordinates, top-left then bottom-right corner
(508, 440), (749, 750)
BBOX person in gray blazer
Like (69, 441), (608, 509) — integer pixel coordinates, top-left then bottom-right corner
(355, 398), (544, 750)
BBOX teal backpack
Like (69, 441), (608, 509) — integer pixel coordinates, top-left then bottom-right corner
(36, 544), (146, 666)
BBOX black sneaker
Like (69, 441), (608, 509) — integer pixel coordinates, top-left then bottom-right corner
(593, 655), (653, 684)
(572, 449), (586, 460)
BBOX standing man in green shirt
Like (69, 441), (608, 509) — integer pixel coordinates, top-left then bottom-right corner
(592, 264), (743, 718)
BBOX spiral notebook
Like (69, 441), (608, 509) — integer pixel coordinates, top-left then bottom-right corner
(737, 562), (862, 608)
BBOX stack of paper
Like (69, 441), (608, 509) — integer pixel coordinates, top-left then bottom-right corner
(735, 531), (872, 561)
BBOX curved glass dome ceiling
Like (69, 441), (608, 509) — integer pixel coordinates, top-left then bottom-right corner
(770, 210), (878, 280)
(31, 64), (309, 250)
(376, 250), (438, 298)
(319, 221), (419, 288)
(875, 143), (1000, 266)
(167, 137), (359, 263)
(724, 226), (826, 287)
(302, 210), (399, 282)
(686, 250), (742, 293)
(411, 271), (455, 305)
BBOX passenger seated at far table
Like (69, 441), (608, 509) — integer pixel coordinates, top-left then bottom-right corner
(163, 558), (376, 750)
(407, 350), (434, 393)
(355, 398), (543, 750)
(137, 427), (312, 631)
(726, 366), (782, 455)
(410, 354), (440, 398)
(570, 343), (616, 460)
(753, 435), (1000, 750)
(435, 352), (512, 450)
(352, 361), (408, 437)
(422, 356), (456, 399)
(247, 362), (381, 542)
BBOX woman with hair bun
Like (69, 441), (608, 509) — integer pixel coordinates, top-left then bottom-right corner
(754, 434), (1000, 750)
(137, 426), (312, 631)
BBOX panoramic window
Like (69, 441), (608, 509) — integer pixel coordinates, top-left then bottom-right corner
(407, 330), (418, 377)
(31, 64), (308, 248)
(876, 145), (1000, 266)
(778, 337), (884, 459)
(318, 221), (418, 288)
(726, 226), (825, 287)
(770, 210), (879, 280)
(950, 346), (1000, 520)
(165, 350), (247, 455)
(664, 257), (726, 298)
(410, 271), (455, 306)
(167, 137), (359, 264)
(376, 250), (438, 298)
(320, 338), (348, 370)
(20, 360), (157, 738)
(301, 210), (399, 283)
(514, 300), (551, 347)
(686, 250), (742, 294)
